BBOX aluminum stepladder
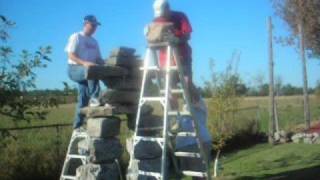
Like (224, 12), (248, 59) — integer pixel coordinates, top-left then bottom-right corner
(60, 130), (89, 180)
(131, 42), (211, 180)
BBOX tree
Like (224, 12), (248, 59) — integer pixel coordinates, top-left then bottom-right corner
(0, 15), (53, 126)
(270, 0), (320, 129)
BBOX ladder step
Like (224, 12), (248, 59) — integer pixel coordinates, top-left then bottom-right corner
(139, 66), (178, 71)
(138, 170), (162, 178)
(61, 175), (76, 180)
(72, 131), (88, 138)
(67, 154), (87, 159)
(135, 136), (164, 143)
(140, 66), (160, 71)
(174, 152), (201, 158)
(142, 97), (165, 102)
(176, 132), (196, 137)
(168, 111), (191, 116)
(160, 89), (184, 94)
(182, 171), (208, 177)
(138, 127), (163, 131)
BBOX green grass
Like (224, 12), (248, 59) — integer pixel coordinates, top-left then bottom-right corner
(219, 143), (320, 180)
(0, 95), (320, 179)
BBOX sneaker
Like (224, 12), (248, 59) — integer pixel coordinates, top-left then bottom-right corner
(89, 98), (100, 107)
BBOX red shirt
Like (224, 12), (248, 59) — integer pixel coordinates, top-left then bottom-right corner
(154, 11), (192, 67)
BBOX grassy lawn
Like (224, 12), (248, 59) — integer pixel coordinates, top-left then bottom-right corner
(219, 143), (320, 180)
(0, 95), (320, 179)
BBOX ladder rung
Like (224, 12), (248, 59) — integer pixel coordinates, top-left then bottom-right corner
(135, 136), (164, 143)
(142, 97), (165, 102)
(168, 111), (191, 116)
(139, 66), (178, 71)
(182, 171), (207, 177)
(138, 170), (162, 178)
(72, 131), (88, 138)
(61, 175), (76, 180)
(176, 132), (196, 137)
(67, 154), (87, 159)
(140, 66), (160, 71)
(160, 89), (184, 94)
(138, 127), (163, 131)
(174, 152), (201, 158)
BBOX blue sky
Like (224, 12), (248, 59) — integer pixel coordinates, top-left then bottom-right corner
(1, 0), (319, 89)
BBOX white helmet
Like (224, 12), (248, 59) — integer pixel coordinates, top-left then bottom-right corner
(153, 0), (170, 18)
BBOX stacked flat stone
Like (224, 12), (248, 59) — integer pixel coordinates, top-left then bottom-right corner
(76, 47), (143, 180)
(126, 115), (165, 180)
(291, 132), (320, 144)
(75, 116), (123, 180)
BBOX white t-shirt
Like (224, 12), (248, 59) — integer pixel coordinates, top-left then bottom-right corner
(176, 97), (212, 149)
(65, 31), (101, 65)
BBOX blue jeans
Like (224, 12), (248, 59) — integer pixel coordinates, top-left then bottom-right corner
(68, 64), (100, 128)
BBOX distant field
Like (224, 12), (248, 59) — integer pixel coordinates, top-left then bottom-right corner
(0, 95), (319, 179)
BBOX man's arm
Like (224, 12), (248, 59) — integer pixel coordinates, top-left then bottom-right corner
(68, 52), (97, 67)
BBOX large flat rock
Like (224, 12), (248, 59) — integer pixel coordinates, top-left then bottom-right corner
(102, 77), (141, 90)
(76, 163), (119, 180)
(146, 22), (174, 43)
(138, 158), (162, 173)
(110, 47), (136, 57)
(126, 105), (155, 131)
(86, 65), (128, 80)
(80, 105), (138, 118)
(99, 90), (139, 105)
(107, 56), (142, 68)
(134, 140), (162, 160)
(89, 138), (123, 164)
(87, 117), (121, 138)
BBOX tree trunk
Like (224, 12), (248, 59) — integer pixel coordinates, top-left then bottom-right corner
(268, 17), (276, 144)
(298, 23), (311, 130)
(214, 150), (221, 177)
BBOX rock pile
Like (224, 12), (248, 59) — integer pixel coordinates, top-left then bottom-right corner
(75, 47), (147, 180)
(291, 132), (320, 144)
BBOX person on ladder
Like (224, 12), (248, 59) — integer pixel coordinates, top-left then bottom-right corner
(151, 0), (198, 109)
(65, 15), (105, 131)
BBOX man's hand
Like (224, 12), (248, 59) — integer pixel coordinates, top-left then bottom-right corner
(82, 61), (97, 67)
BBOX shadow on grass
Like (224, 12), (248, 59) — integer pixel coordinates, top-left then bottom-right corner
(234, 165), (320, 180)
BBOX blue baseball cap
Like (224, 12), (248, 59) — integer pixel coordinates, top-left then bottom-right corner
(84, 15), (101, 26)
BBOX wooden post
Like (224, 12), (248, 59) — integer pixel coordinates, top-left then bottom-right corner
(298, 22), (311, 130)
(268, 17), (276, 144)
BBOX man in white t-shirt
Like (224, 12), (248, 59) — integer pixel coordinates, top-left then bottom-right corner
(65, 15), (105, 130)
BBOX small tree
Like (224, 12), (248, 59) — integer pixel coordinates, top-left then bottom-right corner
(204, 56), (243, 177)
(0, 16), (53, 139)
(270, 0), (320, 129)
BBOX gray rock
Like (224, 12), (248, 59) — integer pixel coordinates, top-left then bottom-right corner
(86, 65), (128, 80)
(87, 117), (121, 138)
(110, 47), (136, 57)
(65, 158), (84, 177)
(81, 105), (139, 118)
(291, 133), (304, 143)
(99, 90), (139, 105)
(107, 56), (142, 68)
(89, 138), (123, 164)
(78, 138), (89, 155)
(126, 105), (155, 131)
(146, 23), (174, 43)
(80, 106), (113, 118)
(134, 140), (162, 160)
(102, 77), (141, 90)
(76, 163), (119, 180)
(138, 158), (162, 173)
(304, 137), (313, 144)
